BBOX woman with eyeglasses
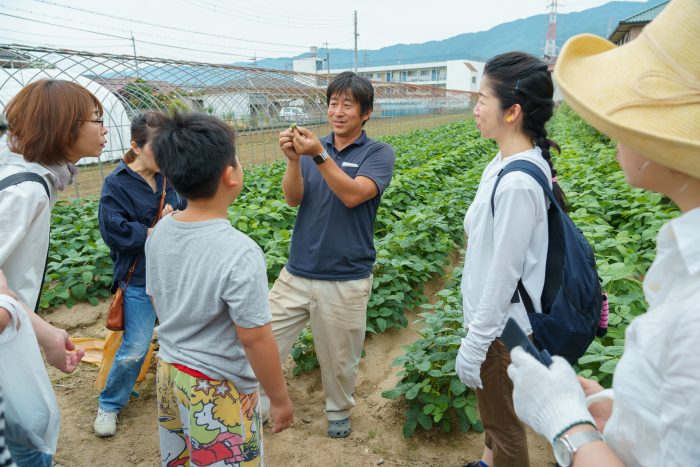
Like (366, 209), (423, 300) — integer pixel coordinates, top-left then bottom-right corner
(0, 79), (106, 466)
(93, 111), (186, 438)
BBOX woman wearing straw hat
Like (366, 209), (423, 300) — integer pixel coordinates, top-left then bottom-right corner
(507, 0), (700, 465)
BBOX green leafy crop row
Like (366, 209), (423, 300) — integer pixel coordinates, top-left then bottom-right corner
(42, 198), (112, 309)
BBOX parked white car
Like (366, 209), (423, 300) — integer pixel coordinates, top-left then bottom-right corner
(279, 106), (309, 124)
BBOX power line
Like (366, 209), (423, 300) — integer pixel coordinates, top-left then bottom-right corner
(206, 0), (350, 22)
(182, 0), (351, 28)
(0, 5), (308, 56)
(29, 0), (313, 49)
(0, 13), (128, 41)
(0, 26), (126, 42)
(2, 13), (489, 69)
(0, 36), (125, 49)
(0, 13), (282, 60)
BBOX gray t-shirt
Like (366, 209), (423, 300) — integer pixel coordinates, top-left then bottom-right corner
(145, 215), (271, 392)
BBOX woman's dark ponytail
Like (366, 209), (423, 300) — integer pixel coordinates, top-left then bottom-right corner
(484, 52), (568, 210)
(123, 111), (168, 163)
(123, 148), (137, 163)
(525, 122), (568, 211)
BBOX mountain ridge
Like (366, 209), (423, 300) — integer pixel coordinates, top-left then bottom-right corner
(242, 0), (666, 70)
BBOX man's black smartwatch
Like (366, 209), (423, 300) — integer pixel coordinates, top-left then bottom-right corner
(313, 149), (329, 165)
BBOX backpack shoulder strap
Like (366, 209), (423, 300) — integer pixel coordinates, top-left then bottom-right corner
(490, 159), (559, 216)
(490, 160), (557, 315)
(0, 172), (50, 199)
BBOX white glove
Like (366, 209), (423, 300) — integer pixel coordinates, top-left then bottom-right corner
(455, 336), (487, 389)
(507, 347), (595, 444)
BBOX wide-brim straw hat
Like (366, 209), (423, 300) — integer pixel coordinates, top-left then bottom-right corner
(554, 0), (700, 179)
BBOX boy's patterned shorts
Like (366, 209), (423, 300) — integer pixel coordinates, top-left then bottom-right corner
(156, 359), (263, 467)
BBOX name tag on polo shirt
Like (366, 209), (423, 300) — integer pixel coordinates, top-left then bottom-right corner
(341, 162), (359, 168)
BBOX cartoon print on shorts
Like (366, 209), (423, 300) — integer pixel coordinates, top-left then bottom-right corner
(157, 362), (191, 467)
(158, 361), (262, 467)
(186, 379), (261, 466)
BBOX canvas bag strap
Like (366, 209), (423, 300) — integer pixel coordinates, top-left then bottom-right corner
(0, 172), (51, 312)
(0, 172), (50, 198)
(122, 178), (168, 290)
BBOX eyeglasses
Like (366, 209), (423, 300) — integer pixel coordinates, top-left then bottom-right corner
(79, 118), (104, 127)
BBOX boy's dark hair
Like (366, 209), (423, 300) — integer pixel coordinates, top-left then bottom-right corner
(152, 112), (237, 200)
(327, 71), (374, 118)
(484, 51), (567, 210)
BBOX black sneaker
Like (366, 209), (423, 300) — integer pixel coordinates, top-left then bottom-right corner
(462, 462), (482, 467)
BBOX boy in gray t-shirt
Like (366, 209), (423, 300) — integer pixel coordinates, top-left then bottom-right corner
(146, 113), (293, 466)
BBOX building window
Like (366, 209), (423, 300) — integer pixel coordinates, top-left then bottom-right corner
(401, 71), (408, 82)
(431, 68), (438, 81)
(386, 71), (393, 82)
(472, 76), (476, 84)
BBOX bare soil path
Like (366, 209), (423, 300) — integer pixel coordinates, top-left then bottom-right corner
(46, 267), (552, 466)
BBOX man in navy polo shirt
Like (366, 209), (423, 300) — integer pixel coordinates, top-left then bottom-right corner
(263, 72), (395, 438)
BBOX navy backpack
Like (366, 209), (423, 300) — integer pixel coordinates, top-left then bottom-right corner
(491, 160), (602, 364)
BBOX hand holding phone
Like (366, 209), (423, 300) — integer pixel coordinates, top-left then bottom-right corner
(501, 318), (553, 367)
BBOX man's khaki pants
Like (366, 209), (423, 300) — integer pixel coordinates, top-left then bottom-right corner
(261, 267), (373, 421)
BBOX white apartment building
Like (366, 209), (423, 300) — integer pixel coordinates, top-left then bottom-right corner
(291, 49), (485, 93)
(325, 59), (485, 92)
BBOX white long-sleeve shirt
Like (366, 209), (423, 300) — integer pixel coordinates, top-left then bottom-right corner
(0, 150), (58, 310)
(604, 207), (700, 466)
(461, 147), (551, 351)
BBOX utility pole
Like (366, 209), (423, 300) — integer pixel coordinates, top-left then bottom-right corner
(544, 0), (558, 68)
(325, 41), (330, 75)
(353, 10), (358, 72)
(130, 32), (140, 79)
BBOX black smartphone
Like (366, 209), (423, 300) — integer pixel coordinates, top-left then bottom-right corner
(501, 318), (553, 367)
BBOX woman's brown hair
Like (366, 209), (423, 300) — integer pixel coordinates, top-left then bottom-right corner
(124, 111), (168, 163)
(5, 79), (103, 165)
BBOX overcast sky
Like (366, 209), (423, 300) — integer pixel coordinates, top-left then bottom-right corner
(1, 0), (644, 64)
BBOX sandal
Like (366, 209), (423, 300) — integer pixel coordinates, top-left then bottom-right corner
(327, 418), (352, 438)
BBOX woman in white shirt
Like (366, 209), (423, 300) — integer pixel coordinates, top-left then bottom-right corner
(456, 52), (565, 467)
(507, 1), (700, 466)
(0, 79), (107, 465)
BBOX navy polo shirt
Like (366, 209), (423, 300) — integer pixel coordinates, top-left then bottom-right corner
(98, 161), (187, 290)
(286, 131), (395, 280)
